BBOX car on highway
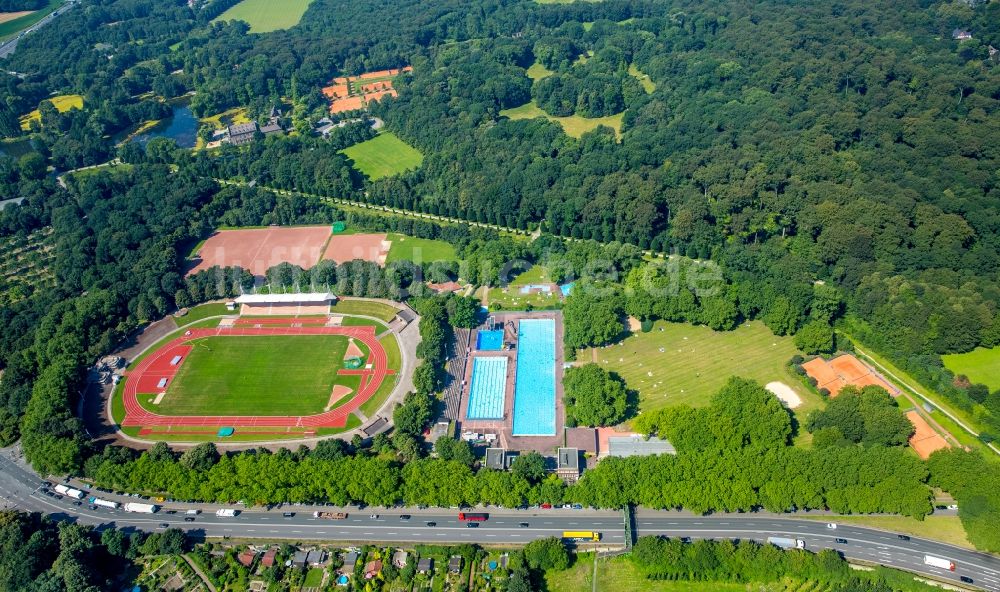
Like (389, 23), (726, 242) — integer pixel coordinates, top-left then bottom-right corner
(572, 504), (583, 510)
(425, 522), (436, 527)
(680, 537), (692, 543)
(72, 501), (82, 507)
(835, 538), (848, 544)
(947, 504), (958, 510)
(519, 522), (529, 528)
(165, 510), (176, 514)
(184, 517), (195, 522)
(466, 522), (479, 528)
(88, 505), (97, 510)
(399, 514), (411, 520)
(370, 514), (379, 519)
(960, 576), (973, 584)
(826, 523), (837, 529)
(282, 512), (295, 518)
(898, 534), (911, 541)
(157, 523), (169, 529)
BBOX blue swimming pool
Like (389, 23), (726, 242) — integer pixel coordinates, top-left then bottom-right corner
(519, 283), (552, 294)
(559, 282), (575, 297)
(467, 357), (508, 420)
(512, 318), (556, 435)
(476, 329), (504, 351)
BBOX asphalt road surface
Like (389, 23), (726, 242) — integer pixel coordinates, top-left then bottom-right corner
(0, 1), (76, 59)
(1, 448), (998, 591)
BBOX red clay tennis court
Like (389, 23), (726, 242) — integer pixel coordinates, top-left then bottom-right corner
(188, 226), (333, 276)
(121, 320), (395, 430)
(905, 410), (950, 459)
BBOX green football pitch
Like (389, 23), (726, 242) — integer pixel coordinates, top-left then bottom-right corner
(154, 335), (352, 416)
(340, 133), (424, 180)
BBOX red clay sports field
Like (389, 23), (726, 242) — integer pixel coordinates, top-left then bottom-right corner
(121, 320), (394, 432)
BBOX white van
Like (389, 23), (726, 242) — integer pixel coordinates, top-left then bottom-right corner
(186, 509), (201, 515)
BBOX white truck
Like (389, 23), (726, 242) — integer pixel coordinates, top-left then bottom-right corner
(215, 509), (238, 517)
(924, 555), (955, 571)
(123, 502), (158, 514)
(767, 536), (806, 550)
(88, 497), (119, 509)
(54, 485), (85, 500)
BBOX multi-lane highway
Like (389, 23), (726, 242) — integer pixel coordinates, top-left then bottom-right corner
(1, 446), (998, 590)
(0, 0), (76, 59)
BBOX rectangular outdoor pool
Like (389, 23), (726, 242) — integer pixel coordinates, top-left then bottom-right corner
(466, 357), (508, 420)
(512, 318), (557, 435)
(476, 329), (504, 351)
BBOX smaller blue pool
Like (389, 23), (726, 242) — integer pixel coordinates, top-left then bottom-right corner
(559, 282), (575, 297)
(519, 283), (552, 294)
(336, 574), (349, 585)
(467, 357), (508, 420)
(476, 329), (504, 351)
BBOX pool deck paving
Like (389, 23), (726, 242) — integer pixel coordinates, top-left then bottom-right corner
(457, 311), (565, 453)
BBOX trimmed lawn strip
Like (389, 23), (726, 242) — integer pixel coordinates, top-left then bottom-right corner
(359, 369), (397, 418)
(331, 299), (399, 322)
(175, 302), (230, 324)
(380, 334), (402, 374)
(800, 515), (972, 549)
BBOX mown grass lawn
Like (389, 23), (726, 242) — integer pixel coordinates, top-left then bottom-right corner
(340, 132), (424, 180)
(526, 61), (554, 80)
(546, 555), (748, 592)
(629, 63), (656, 93)
(20, 94), (83, 130)
(942, 346), (1000, 391)
(386, 233), (457, 264)
(579, 320), (817, 415)
(330, 299), (400, 322)
(153, 334), (349, 416)
(500, 100), (623, 139)
(212, 0), (314, 33)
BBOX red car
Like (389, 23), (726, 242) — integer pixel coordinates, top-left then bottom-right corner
(541, 503), (552, 509)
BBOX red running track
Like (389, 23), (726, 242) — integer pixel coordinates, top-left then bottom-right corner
(121, 322), (393, 429)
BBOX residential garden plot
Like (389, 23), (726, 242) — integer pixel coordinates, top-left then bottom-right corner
(942, 346), (1000, 391)
(212, 0), (314, 33)
(151, 334), (350, 416)
(579, 320), (816, 413)
(339, 132), (424, 180)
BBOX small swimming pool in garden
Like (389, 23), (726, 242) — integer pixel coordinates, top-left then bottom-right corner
(511, 318), (556, 435)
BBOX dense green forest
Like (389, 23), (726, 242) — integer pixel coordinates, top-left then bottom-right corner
(1, 0), (1000, 561)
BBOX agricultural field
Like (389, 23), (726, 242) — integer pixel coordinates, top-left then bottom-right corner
(149, 334), (354, 416)
(942, 346), (1000, 391)
(340, 132), (424, 180)
(19, 94), (83, 130)
(385, 233), (457, 264)
(579, 320), (818, 414)
(0, 0), (59, 41)
(0, 227), (56, 306)
(500, 100), (623, 139)
(212, 0), (314, 33)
